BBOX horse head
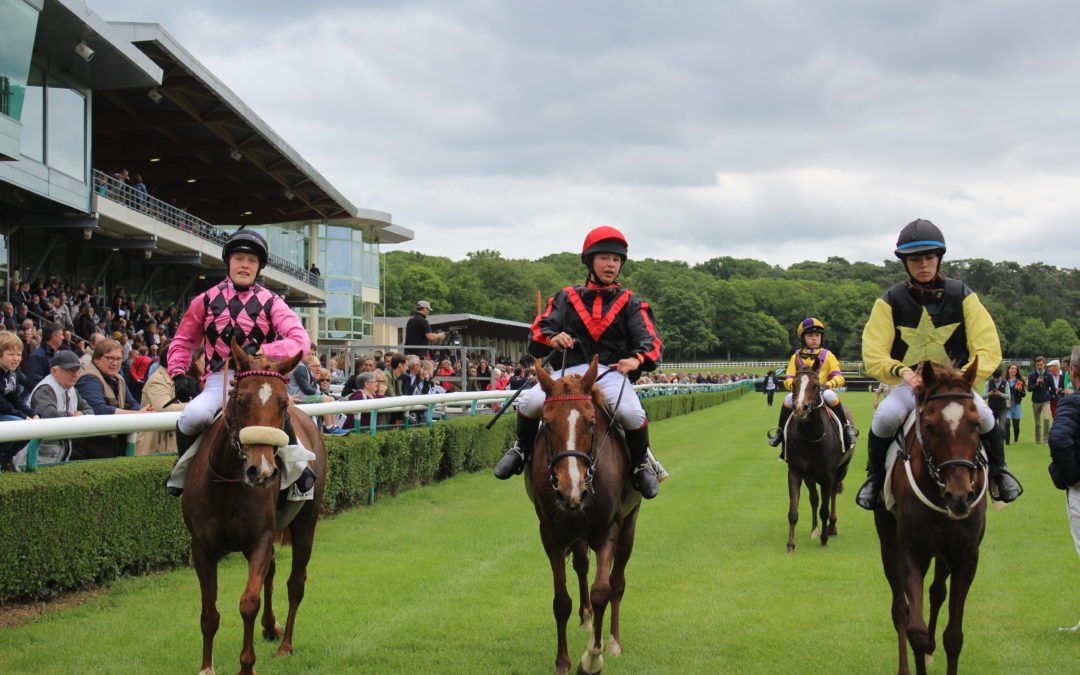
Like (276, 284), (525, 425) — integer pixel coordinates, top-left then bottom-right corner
(791, 356), (823, 419)
(227, 338), (303, 489)
(914, 357), (984, 519)
(534, 355), (602, 511)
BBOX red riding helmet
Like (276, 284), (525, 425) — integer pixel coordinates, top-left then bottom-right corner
(580, 226), (629, 265)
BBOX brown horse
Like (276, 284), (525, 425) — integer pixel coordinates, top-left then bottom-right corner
(523, 355), (643, 675)
(783, 359), (853, 552)
(182, 341), (327, 675)
(874, 360), (988, 675)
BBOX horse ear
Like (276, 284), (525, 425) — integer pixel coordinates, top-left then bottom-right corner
(962, 356), (979, 385)
(534, 359), (554, 393)
(580, 355), (599, 392)
(918, 360), (935, 389)
(230, 338), (250, 372)
(277, 350), (304, 375)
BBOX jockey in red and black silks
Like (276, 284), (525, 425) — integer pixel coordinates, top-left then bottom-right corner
(164, 229), (313, 497)
(493, 225), (666, 499)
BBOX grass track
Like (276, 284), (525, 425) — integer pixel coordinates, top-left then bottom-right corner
(2, 391), (1079, 673)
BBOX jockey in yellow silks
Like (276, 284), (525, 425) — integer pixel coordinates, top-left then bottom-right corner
(767, 318), (858, 457)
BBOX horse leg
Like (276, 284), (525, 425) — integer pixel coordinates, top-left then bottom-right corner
(827, 484), (839, 537)
(278, 505), (318, 658)
(942, 555), (979, 675)
(874, 510), (910, 675)
(579, 532), (617, 675)
(571, 541), (593, 631)
(607, 507), (639, 657)
(806, 478), (821, 542)
(193, 542), (221, 675)
(901, 550), (932, 675)
(818, 478), (832, 546)
(925, 559), (949, 659)
(261, 555), (283, 642)
(787, 470), (801, 553)
(238, 535), (275, 675)
(539, 523), (573, 675)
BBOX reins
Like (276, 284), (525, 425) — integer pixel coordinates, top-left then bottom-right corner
(900, 390), (988, 514)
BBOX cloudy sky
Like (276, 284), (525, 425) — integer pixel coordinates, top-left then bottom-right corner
(89, 0), (1080, 268)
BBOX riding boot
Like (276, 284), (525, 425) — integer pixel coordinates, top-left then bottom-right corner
(625, 425), (660, 499)
(166, 425), (199, 497)
(768, 406), (792, 447)
(855, 431), (890, 510)
(835, 403), (859, 452)
(981, 425), (1022, 503)
(283, 415), (317, 494)
(494, 414), (540, 479)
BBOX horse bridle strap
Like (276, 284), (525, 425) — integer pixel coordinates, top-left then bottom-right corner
(549, 450), (594, 470)
(235, 369), (289, 383)
(544, 395), (593, 403)
(904, 389), (988, 513)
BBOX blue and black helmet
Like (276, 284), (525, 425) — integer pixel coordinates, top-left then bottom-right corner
(222, 228), (268, 271)
(894, 219), (946, 259)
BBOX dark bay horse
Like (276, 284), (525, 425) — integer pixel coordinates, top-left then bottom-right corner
(182, 341), (327, 675)
(783, 358), (852, 552)
(874, 360), (988, 675)
(523, 355), (643, 675)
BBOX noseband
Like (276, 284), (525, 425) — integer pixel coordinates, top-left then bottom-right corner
(903, 390), (988, 513)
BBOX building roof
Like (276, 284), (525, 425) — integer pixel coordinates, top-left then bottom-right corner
(377, 313), (532, 341)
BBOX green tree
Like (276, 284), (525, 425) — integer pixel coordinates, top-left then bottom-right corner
(1012, 318), (1053, 357)
(1047, 319), (1079, 357)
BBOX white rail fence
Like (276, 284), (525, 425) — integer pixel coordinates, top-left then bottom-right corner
(1, 381), (756, 471)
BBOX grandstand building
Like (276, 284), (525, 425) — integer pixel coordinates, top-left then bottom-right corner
(0, 0), (411, 345)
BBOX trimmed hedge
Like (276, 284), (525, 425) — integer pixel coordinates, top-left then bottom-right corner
(0, 388), (746, 602)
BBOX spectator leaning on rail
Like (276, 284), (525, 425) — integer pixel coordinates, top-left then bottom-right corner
(493, 226), (666, 499)
(135, 344), (203, 456)
(0, 331), (38, 471)
(856, 219), (1022, 510)
(1048, 345), (1080, 632)
(28, 350), (93, 464)
(73, 338), (151, 459)
(165, 229), (316, 498)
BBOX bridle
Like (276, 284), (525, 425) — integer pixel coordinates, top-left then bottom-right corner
(541, 383), (620, 495)
(901, 390), (988, 514)
(788, 369), (827, 443)
(210, 362), (290, 484)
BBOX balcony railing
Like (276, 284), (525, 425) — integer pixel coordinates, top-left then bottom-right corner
(92, 169), (324, 290)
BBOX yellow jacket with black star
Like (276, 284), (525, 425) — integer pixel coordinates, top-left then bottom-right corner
(783, 348), (845, 390)
(861, 277), (1001, 385)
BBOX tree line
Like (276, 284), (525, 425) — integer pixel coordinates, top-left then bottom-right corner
(383, 250), (1080, 362)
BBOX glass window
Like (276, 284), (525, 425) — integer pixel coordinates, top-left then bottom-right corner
(326, 293), (350, 316)
(46, 80), (86, 179)
(326, 240), (350, 276)
(327, 277), (350, 292)
(19, 64), (42, 161)
(327, 225), (350, 241)
(0, 0), (38, 121)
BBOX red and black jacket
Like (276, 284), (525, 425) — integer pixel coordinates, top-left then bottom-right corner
(529, 282), (662, 375)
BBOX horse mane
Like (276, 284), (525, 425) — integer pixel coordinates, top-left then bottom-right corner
(913, 361), (972, 404)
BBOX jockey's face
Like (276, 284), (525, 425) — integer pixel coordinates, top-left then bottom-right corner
(591, 253), (623, 285)
(904, 252), (939, 283)
(803, 333), (822, 349)
(228, 252), (260, 287)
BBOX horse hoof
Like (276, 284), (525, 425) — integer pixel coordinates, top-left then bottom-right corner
(606, 638), (622, 656)
(810, 527), (820, 540)
(827, 525), (838, 536)
(276, 643), (293, 658)
(786, 544), (795, 554)
(263, 622), (283, 641)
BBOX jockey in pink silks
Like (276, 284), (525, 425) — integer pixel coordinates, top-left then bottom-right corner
(165, 229), (313, 497)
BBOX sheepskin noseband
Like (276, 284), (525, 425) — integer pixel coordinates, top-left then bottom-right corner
(238, 426), (289, 447)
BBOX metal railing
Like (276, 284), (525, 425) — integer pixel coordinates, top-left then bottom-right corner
(0, 382), (750, 471)
(92, 170), (324, 290)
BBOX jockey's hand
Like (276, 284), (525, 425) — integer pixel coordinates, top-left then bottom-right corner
(549, 332), (575, 351)
(72, 411), (84, 417)
(610, 356), (642, 376)
(901, 369), (922, 389)
(173, 374), (201, 402)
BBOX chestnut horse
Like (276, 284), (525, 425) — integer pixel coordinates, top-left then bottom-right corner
(182, 341), (327, 675)
(523, 356), (643, 675)
(874, 360), (988, 675)
(783, 359), (853, 552)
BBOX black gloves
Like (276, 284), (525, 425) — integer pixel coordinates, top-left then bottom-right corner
(172, 374), (202, 402)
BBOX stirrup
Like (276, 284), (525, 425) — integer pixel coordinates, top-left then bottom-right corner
(989, 468), (1023, 503)
(855, 476), (882, 510)
(633, 463), (659, 498)
(493, 443), (527, 479)
(767, 427), (783, 447)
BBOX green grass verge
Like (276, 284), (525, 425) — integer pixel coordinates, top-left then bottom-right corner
(1, 391), (1076, 673)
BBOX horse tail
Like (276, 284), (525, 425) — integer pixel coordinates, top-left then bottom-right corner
(275, 526), (293, 547)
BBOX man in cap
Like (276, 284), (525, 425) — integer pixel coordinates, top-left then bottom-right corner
(1049, 359), (1066, 417)
(404, 300), (446, 357)
(28, 350), (93, 464)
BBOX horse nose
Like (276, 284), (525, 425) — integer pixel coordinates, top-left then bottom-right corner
(244, 456), (277, 488)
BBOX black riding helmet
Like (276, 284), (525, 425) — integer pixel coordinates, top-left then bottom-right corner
(894, 219), (946, 259)
(222, 229), (269, 271)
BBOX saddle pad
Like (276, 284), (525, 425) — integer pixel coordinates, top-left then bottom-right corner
(883, 411), (918, 512)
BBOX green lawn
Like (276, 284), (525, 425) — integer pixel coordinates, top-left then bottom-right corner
(1, 391), (1077, 674)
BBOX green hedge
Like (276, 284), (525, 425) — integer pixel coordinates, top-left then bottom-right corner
(0, 389), (745, 602)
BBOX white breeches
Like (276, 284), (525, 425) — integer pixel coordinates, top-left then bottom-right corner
(783, 389), (839, 408)
(518, 364), (647, 431)
(870, 381), (994, 438)
(177, 371), (232, 436)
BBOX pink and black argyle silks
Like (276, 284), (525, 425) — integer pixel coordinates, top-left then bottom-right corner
(168, 280), (311, 378)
